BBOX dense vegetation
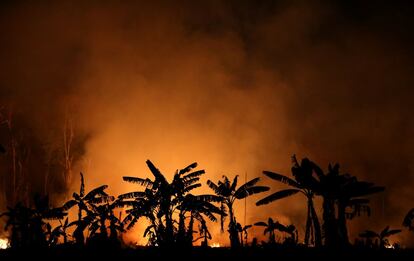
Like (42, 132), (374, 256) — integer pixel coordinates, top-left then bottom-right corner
(1, 152), (413, 258)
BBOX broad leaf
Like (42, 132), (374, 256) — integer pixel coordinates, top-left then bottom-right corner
(256, 189), (301, 206)
(263, 171), (301, 188)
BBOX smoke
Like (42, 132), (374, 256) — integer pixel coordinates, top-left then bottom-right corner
(0, 0), (413, 246)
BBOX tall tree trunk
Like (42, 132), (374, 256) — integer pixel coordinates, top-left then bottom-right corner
(177, 210), (186, 246)
(164, 205), (174, 246)
(270, 230), (275, 244)
(305, 200), (312, 246)
(100, 216), (107, 238)
(228, 203), (240, 249)
(62, 114), (74, 188)
(76, 207), (83, 245)
(309, 198), (322, 247)
(186, 215), (194, 247)
(337, 200), (349, 246)
(322, 197), (337, 247)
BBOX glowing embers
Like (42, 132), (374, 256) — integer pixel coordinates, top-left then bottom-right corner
(210, 242), (220, 248)
(0, 238), (9, 249)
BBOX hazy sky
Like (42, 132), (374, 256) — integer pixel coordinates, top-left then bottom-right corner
(0, 0), (413, 246)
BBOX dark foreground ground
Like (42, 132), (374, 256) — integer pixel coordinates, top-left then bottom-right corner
(1, 246), (414, 261)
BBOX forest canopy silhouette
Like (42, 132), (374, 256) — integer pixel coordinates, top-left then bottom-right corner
(0, 156), (405, 250)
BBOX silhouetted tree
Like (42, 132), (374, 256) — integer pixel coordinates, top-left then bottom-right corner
(264, 155), (384, 248)
(88, 199), (123, 243)
(278, 223), (298, 245)
(192, 218), (211, 247)
(207, 175), (269, 249)
(256, 155), (322, 247)
(359, 226), (401, 249)
(254, 218), (280, 245)
(0, 195), (66, 248)
(47, 217), (70, 246)
(316, 163), (384, 247)
(63, 173), (111, 245)
(238, 224), (252, 247)
(120, 160), (222, 248)
(179, 194), (223, 247)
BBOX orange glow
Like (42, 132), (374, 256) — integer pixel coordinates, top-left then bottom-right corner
(0, 238), (10, 249)
(210, 242), (221, 248)
(0, 0), (413, 249)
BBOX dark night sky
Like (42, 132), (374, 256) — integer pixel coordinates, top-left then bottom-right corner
(0, 0), (414, 245)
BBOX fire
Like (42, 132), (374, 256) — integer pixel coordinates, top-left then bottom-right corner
(385, 244), (395, 249)
(210, 242), (221, 248)
(0, 238), (10, 249)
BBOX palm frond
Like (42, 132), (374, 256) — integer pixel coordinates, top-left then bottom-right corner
(201, 210), (217, 222)
(88, 195), (114, 205)
(127, 216), (139, 230)
(234, 177), (260, 197)
(256, 189), (300, 206)
(230, 175), (239, 192)
(43, 208), (67, 220)
(143, 224), (156, 237)
(243, 225), (252, 231)
(118, 191), (147, 200)
(309, 161), (325, 180)
(384, 229), (402, 237)
(235, 186), (270, 199)
(183, 177), (201, 187)
(122, 176), (154, 187)
(183, 170), (205, 181)
(62, 200), (77, 211)
(146, 160), (167, 184)
(195, 194), (223, 202)
(84, 185), (109, 200)
(183, 183), (201, 193)
(179, 162), (198, 175)
(263, 171), (301, 188)
(254, 222), (267, 227)
(207, 180), (221, 195)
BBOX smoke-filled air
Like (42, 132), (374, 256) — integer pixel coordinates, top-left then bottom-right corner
(0, 0), (414, 252)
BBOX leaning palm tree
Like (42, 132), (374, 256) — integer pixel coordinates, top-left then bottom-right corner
(256, 155), (322, 247)
(207, 175), (269, 248)
(359, 226), (401, 248)
(63, 172), (112, 245)
(403, 208), (414, 230)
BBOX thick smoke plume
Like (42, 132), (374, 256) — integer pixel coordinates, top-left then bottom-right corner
(0, 0), (413, 246)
